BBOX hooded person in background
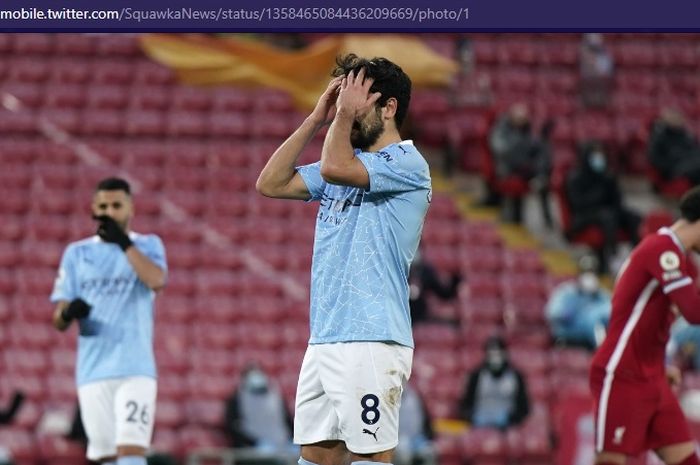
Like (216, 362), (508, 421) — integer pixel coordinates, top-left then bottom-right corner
(545, 255), (612, 350)
(458, 336), (530, 430)
(565, 140), (641, 274)
(649, 108), (700, 186)
(224, 365), (296, 463)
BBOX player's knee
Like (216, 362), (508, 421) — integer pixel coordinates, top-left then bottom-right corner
(675, 451), (700, 465)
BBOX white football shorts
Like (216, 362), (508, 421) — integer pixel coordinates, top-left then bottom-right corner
(77, 376), (157, 460)
(294, 342), (413, 454)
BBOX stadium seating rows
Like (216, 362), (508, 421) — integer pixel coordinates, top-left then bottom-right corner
(2, 32), (699, 465)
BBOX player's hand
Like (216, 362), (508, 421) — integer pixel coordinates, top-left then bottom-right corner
(93, 215), (133, 251)
(666, 365), (682, 389)
(61, 298), (92, 321)
(309, 76), (343, 127)
(336, 68), (382, 120)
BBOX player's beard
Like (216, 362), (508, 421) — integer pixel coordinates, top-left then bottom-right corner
(351, 108), (384, 152)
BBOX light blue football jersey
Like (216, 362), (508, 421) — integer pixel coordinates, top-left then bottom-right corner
(297, 140), (431, 348)
(50, 233), (167, 386)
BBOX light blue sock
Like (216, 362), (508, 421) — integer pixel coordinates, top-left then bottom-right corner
(299, 458), (320, 465)
(116, 456), (147, 465)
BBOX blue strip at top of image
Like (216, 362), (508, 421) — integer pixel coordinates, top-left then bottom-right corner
(0, 0), (697, 31)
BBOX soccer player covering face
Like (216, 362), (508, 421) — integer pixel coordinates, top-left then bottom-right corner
(590, 186), (700, 465)
(51, 177), (167, 465)
(256, 54), (432, 465)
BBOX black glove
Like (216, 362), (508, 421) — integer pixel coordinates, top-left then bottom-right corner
(0, 391), (24, 424)
(93, 215), (133, 251)
(61, 298), (92, 322)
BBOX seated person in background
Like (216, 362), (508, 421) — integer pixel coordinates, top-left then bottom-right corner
(488, 103), (552, 224)
(545, 255), (611, 350)
(409, 247), (460, 325)
(565, 140), (641, 274)
(395, 383), (436, 465)
(224, 365), (296, 462)
(669, 317), (700, 372)
(458, 336), (530, 430)
(649, 108), (700, 186)
(579, 33), (614, 107)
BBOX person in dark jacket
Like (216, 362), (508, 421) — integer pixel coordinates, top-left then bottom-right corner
(565, 140), (641, 274)
(409, 248), (460, 325)
(224, 365), (296, 464)
(649, 108), (700, 186)
(459, 336), (530, 430)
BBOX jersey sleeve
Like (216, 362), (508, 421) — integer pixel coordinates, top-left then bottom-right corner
(356, 148), (428, 194)
(295, 161), (326, 201)
(50, 245), (77, 303)
(143, 235), (168, 273)
(644, 236), (700, 323)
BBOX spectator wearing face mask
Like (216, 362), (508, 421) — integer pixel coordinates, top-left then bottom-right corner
(565, 140), (641, 274)
(579, 33), (614, 107)
(394, 383), (436, 465)
(458, 336), (530, 430)
(224, 365), (296, 463)
(545, 255), (612, 350)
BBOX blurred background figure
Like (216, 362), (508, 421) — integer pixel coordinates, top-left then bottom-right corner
(545, 255), (611, 350)
(394, 383), (436, 465)
(409, 247), (461, 326)
(649, 108), (700, 187)
(564, 140), (641, 274)
(0, 392), (24, 425)
(487, 103), (552, 225)
(669, 317), (700, 372)
(579, 33), (614, 107)
(224, 365), (297, 465)
(459, 336), (530, 430)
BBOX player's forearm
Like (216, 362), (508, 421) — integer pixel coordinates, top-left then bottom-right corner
(320, 108), (355, 183)
(52, 303), (71, 331)
(125, 248), (166, 291)
(256, 117), (322, 196)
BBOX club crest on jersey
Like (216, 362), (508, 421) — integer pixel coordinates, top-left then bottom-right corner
(660, 251), (680, 271)
(613, 426), (626, 444)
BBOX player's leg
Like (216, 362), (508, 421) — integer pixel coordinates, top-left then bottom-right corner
(593, 450), (627, 464)
(650, 380), (698, 465)
(300, 441), (350, 465)
(590, 369), (655, 465)
(655, 442), (698, 465)
(296, 345), (348, 465)
(113, 376), (157, 465)
(78, 379), (119, 463)
(321, 342), (413, 465)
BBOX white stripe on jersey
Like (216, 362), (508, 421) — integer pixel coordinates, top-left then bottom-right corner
(663, 276), (692, 294)
(596, 279), (658, 452)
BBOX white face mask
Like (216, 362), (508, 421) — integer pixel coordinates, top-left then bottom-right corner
(245, 370), (269, 393)
(589, 152), (606, 172)
(486, 349), (506, 371)
(579, 272), (600, 294)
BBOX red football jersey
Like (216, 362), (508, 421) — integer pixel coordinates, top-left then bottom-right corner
(592, 227), (700, 380)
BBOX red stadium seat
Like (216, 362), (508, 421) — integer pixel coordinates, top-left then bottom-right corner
(155, 399), (185, 428)
(128, 85), (171, 110)
(81, 109), (124, 136)
(37, 433), (89, 465)
(95, 35), (140, 57)
(54, 34), (96, 56)
(133, 61), (176, 85)
(0, 427), (38, 465)
(185, 400), (225, 428)
(171, 86), (213, 111)
(459, 428), (508, 463)
(86, 85), (128, 109)
(123, 110), (165, 136)
(92, 59), (134, 85)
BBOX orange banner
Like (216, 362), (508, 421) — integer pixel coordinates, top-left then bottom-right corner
(140, 34), (458, 109)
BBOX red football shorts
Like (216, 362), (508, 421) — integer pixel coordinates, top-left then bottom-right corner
(590, 368), (692, 455)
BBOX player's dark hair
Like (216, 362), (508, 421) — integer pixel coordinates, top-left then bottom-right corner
(96, 177), (131, 195)
(332, 53), (412, 129)
(680, 186), (700, 222)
